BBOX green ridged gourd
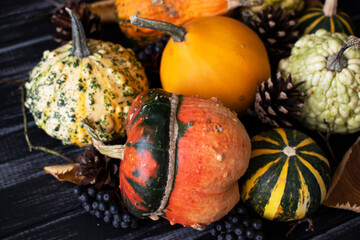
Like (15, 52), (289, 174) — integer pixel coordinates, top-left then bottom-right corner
(25, 8), (148, 146)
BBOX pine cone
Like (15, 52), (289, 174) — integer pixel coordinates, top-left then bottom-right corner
(76, 147), (119, 190)
(254, 72), (305, 127)
(51, 0), (101, 45)
(248, 6), (299, 62)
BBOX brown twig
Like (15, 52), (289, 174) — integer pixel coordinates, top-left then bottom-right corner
(0, 79), (26, 84)
(285, 217), (314, 237)
(317, 119), (337, 164)
(21, 85), (74, 163)
(0, 79), (26, 95)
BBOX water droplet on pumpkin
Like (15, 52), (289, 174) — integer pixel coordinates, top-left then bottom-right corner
(195, 169), (200, 173)
(216, 125), (223, 133)
(210, 97), (220, 103)
(239, 95), (246, 101)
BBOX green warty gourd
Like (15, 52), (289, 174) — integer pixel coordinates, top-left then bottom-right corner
(279, 29), (360, 134)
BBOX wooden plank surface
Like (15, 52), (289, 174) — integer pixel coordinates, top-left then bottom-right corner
(1, 1), (360, 239)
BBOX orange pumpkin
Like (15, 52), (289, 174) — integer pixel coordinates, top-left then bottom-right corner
(131, 15), (271, 115)
(114, 0), (263, 46)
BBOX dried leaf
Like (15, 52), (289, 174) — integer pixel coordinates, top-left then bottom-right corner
(323, 137), (360, 213)
(305, 0), (322, 8)
(87, 0), (116, 23)
(44, 163), (83, 184)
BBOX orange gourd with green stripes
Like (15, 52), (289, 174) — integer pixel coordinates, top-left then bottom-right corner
(296, 0), (354, 36)
(240, 128), (331, 222)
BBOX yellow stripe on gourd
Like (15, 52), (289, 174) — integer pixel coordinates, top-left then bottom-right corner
(330, 18), (335, 33)
(299, 151), (329, 166)
(263, 157), (289, 220)
(296, 137), (314, 148)
(297, 11), (322, 25)
(274, 128), (288, 145)
(242, 156), (282, 201)
(297, 155), (327, 203)
(251, 135), (281, 147)
(304, 15), (325, 34)
(72, 59), (87, 146)
(336, 14), (354, 35)
(251, 149), (281, 158)
(295, 164), (311, 219)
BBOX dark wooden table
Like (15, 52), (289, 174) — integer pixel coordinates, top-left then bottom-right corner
(1, 1), (360, 239)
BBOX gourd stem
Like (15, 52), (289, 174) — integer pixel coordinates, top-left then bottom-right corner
(65, 8), (92, 58)
(326, 35), (360, 72)
(151, 0), (164, 6)
(83, 119), (125, 160)
(130, 15), (186, 42)
(323, 0), (337, 17)
(227, 0), (264, 9)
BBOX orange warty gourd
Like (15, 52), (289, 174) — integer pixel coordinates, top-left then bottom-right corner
(85, 89), (251, 229)
(130, 15), (271, 115)
(114, 0), (263, 46)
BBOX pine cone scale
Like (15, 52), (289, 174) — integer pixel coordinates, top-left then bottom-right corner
(246, 6), (300, 63)
(76, 147), (119, 190)
(51, 0), (101, 45)
(254, 72), (305, 128)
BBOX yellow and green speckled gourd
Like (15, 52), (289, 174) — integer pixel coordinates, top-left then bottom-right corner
(25, 9), (148, 146)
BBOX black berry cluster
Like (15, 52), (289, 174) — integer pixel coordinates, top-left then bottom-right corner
(133, 36), (170, 73)
(209, 202), (265, 240)
(74, 185), (140, 229)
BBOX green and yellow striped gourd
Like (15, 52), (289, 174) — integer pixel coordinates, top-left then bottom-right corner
(296, 0), (355, 36)
(25, 9), (148, 146)
(241, 128), (331, 222)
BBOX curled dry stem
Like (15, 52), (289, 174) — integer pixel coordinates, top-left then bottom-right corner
(21, 85), (74, 163)
(285, 217), (314, 237)
(82, 118), (125, 160)
(317, 119), (337, 165)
